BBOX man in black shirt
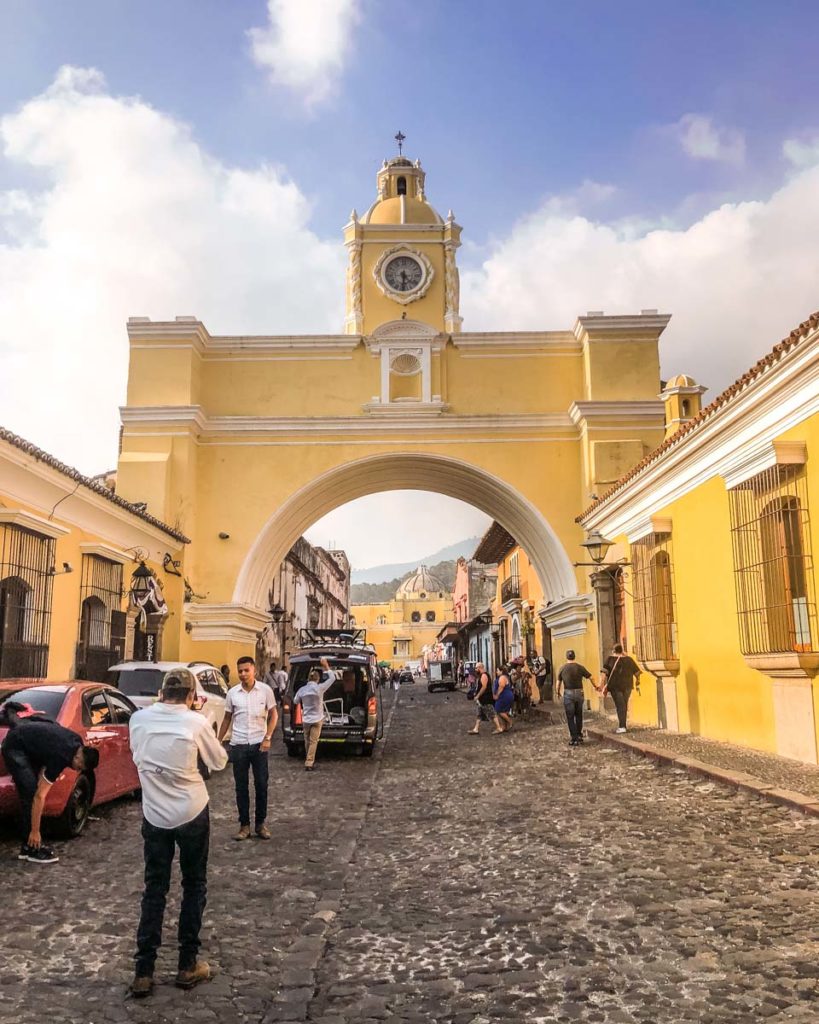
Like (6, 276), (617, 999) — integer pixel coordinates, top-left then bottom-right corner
(556, 651), (592, 746)
(1, 704), (99, 864)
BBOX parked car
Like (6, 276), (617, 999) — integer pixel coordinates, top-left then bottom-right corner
(0, 681), (141, 838)
(281, 628), (383, 758)
(105, 661), (229, 733)
(427, 660), (456, 693)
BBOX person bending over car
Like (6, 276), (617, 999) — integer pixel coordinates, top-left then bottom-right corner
(0, 701), (99, 864)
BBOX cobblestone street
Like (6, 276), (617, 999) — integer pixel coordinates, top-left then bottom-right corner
(2, 688), (819, 1024)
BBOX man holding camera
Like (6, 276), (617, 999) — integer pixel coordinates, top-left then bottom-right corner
(128, 667), (228, 998)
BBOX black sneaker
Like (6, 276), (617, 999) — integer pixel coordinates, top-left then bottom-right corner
(25, 845), (59, 864)
(17, 844), (32, 861)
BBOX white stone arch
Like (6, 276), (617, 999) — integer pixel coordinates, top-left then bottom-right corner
(233, 452), (577, 612)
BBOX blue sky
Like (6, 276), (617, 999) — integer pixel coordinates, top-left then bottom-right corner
(1, 1), (819, 567)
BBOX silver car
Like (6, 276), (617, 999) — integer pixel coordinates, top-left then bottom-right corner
(105, 660), (229, 734)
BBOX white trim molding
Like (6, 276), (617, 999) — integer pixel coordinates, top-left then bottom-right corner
(0, 509), (70, 540)
(721, 440), (808, 490)
(185, 602), (271, 645)
(540, 594), (595, 639)
(79, 542), (131, 565)
(569, 401), (666, 425)
(626, 516), (673, 544)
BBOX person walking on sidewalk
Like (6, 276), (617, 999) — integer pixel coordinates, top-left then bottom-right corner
(467, 662), (498, 734)
(293, 657), (336, 772)
(128, 668), (228, 998)
(0, 702), (99, 864)
(600, 643), (641, 733)
(493, 665), (515, 733)
(218, 656), (278, 840)
(556, 650), (592, 746)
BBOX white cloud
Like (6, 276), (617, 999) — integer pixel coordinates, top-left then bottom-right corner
(248, 0), (360, 107)
(783, 134), (819, 169)
(0, 66), (345, 473)
(673, 113), (745, 164)
(462, 154), (819, 396)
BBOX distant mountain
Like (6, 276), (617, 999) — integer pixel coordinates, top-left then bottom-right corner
(351, 537), (481, 586)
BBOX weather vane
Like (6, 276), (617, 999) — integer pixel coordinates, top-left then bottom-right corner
(394, 130), (406, 155)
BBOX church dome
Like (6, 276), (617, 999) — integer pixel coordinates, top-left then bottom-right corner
(364, 196), (443, 225)
(395, 565), (445, 600)
(663, 374), (699, 390)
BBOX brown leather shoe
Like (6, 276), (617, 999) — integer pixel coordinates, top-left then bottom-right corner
(255, 824), (271, 840)
(233, 825), (251, 841)
(175, 961), (211, 990)
(129, 975), (154, 998)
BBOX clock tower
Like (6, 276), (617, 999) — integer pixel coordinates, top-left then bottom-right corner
(343, 151), (462, 335)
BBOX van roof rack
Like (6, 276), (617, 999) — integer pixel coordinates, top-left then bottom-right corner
(297, 627), (368, 648)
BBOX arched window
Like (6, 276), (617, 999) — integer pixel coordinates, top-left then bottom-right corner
(426, 610), (436, 622)
(510, 616), (522, 658)
(761, 496), (811, 650)
(80, 595), (108, 651)
(376, 614), (387, 625)
(681, 399), (690, 418)
(411, 611), (421, 623)
(397, 176), (407, 196)
(0, 575), (31, 646)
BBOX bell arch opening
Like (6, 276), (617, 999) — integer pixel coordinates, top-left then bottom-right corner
(233, 453), (577, 611)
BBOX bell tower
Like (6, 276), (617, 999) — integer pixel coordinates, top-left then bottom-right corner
(343, 141), (462, 335)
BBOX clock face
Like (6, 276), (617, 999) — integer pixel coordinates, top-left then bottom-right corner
(384, 255), (423, 293)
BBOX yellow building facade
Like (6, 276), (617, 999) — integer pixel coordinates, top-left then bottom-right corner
(579, 312), (819, 763)
(116, 151), (669, 681)
(351, 566), (453, 667)
(0, 428), (186, 681)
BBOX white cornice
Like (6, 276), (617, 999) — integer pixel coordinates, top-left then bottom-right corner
(569, 401), (665, 425)
(121, 407), (576, 436)
(453, 331), (579, 352)
(626, 517), (673, 544)
(582, 327), (819, 538)
(721, 440), (807, 489)
(185, 602), (270, 645)
(0, 509), (70, 540)
(539, 594), (594, 639)
(79, 542), (131, 564)
(127, 319), (361, 357)
(574, 313), (672, 340)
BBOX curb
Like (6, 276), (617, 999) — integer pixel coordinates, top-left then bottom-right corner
(585, 727), (819, 819)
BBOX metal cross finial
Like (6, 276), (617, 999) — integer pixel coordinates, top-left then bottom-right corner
(394, 130), (406, 155)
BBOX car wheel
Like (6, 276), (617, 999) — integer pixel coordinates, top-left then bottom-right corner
(360, 743), (374, 758)
(427, 686), (434, 693)
(286, 743), (299, 758)
(54, 774), (92, 839)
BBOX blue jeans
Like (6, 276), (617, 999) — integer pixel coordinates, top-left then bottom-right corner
(230, 743), (269, 826)
(563, 689), (585, 741)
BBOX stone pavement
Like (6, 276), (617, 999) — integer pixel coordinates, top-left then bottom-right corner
(1, 688), (818, 1023)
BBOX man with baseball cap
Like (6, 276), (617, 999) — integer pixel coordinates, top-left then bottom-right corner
(128, 667), (228, 998)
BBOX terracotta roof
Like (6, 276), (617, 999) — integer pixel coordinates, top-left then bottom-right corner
(577, 310), (819, 522)
(0, 426), (189, 543)
(473, 521), (517, 564)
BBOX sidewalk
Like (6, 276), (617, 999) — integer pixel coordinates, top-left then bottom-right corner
(583, 711), (819, 815)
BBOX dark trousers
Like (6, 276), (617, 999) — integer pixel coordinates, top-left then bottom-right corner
(611, 687), (631, 728)
(2, 740), (37, 841)
(230, 743), (269, 826)
(135, 806), (210, 977)
(563, 689), (584, 741)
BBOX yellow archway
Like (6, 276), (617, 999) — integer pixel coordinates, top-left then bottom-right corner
(233, 451), (577, 610)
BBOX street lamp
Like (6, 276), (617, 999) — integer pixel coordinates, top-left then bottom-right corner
(269, 602), (285, 624)
(130, 561), (154, 602)
(580, 529), (613, 565)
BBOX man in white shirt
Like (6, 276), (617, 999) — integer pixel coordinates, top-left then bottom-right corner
(263, 660), (289, 705)
(294, 657), (336, 772)
(128, 668), (228, 999)
(218, 656), (278, 840)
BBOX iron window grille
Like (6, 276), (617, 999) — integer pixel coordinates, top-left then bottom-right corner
(0, 524), (55, 678)
(728, 464), (817, 655)
(75, 554), (125, 681)
(631, 533), (678, 662)
(501, 575), (521, 602)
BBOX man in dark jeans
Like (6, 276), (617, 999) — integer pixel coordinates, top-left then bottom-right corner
(601, 643), (642, 733)
(218, 656), (278, 840)
(0, 702), (99, 864)
(555, 650), (592, 746)
(128, 668), (228, 998)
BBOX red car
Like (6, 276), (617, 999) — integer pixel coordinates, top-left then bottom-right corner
(0, 680), (140, 838)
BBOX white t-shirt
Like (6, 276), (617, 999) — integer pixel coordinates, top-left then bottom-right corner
(225, 682), (277, 744)
(294, 671), (336, 725)
(129, 701), (228, 829)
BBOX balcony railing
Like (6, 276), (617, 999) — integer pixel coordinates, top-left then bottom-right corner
(501, 575), (521, 603)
